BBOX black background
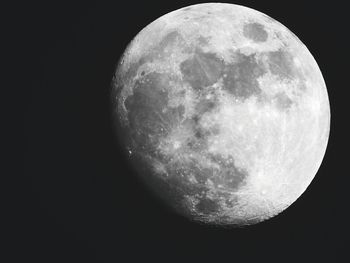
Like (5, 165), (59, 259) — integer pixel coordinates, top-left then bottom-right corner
(18, 0), (347, 262)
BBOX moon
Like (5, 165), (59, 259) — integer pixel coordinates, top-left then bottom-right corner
(112, 3), (330, 226)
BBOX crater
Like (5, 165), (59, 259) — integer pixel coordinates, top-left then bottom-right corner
(243, 22), (268, 42)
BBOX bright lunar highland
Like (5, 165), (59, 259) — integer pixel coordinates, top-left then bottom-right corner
(112, 3), (330, 226)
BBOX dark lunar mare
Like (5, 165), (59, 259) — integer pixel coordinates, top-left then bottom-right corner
(113, 38), (273, 224)
(177, 48), (266, 219)
(274, 92), (294, 110)
(124, 72), (185, 153)
(118, 68), (250, 221)
(115, 70), (196, 218)
(180, 48), (267, 100)
(180, 48), (224, 90)
(267, 49), (296, 80)
(222, 52), (267, 99)
(243, 22), (268, 42)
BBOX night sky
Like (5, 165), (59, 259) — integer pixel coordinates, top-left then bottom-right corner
(19, 0), (347, 262)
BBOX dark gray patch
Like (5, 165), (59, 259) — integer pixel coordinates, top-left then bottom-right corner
(180, 49), (224, 90)
(156, 31), (183, 54)
(185, 171), (207, 190)
(190, 122), (216, 144)
(197, 35), (210, 47)
(225, 198), (235, 208)
(165, 170), (201, 194)
(214, 191), (237, 208)
(208, 154), (248, 191)
(243, 22), (268, 42)
(223, 53), (266, 99)
(194, 129), (204, 139)
(195, 96), (217, 115)
(182, 96), (218, 151)
(145, 31), (189, 62)
(120, 56), (147, 84)
(185, 135), (207, 152)
(267, 49), (295, 80)
(221, 167), (247, 189)
(124, 72), (184, 150)
(193, 167), (210, 184)
(179, 117), (206, 151)
(274, 92), (293, 110)
(195, 198), (220, 214)
(161, 165), (210, 201)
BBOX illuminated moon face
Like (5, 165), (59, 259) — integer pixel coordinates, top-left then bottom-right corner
(112, 3), (330, 226)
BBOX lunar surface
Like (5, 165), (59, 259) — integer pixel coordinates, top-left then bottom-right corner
(112, 3), (330, 226)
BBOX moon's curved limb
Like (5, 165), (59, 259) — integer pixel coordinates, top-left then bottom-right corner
(113, 3), (330, 225)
